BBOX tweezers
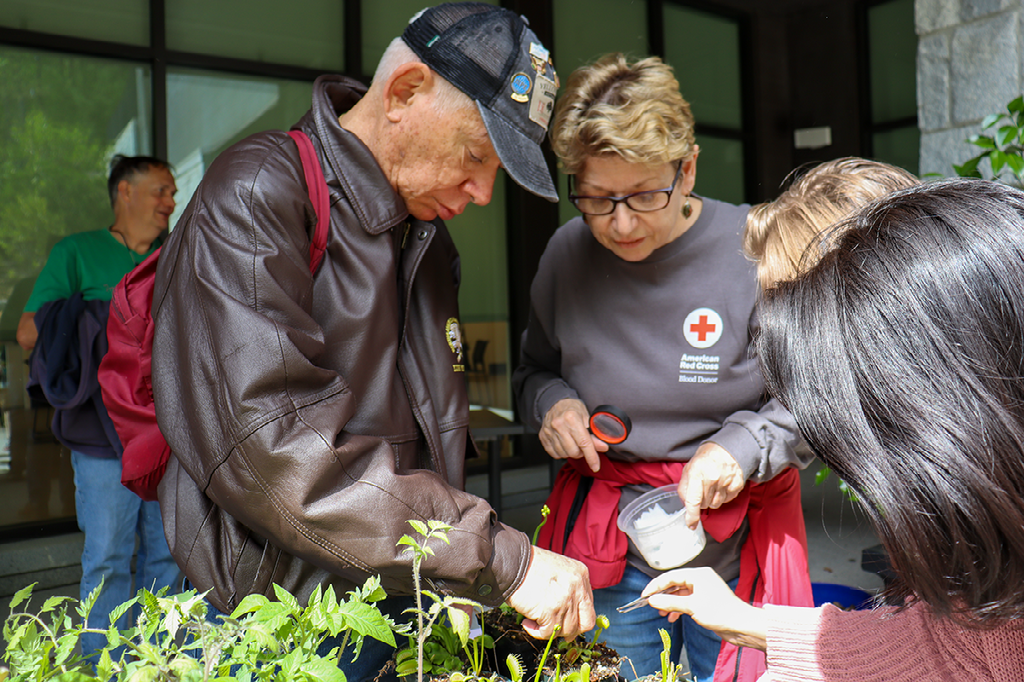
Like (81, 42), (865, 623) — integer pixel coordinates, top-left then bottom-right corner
(616, 588), (670, 613)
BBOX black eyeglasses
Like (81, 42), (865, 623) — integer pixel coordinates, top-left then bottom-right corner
(569, 162), (683, 216)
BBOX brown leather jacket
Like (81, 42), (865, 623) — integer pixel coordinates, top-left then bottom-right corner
(151, 75), (531, 613)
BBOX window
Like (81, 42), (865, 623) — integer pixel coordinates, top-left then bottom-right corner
(0, 46), (152, 528)
(0, 0), (536, 534)
(166, 0), (345, 70)
(866, 0), (919, 174)
(664, 3), (747, 205)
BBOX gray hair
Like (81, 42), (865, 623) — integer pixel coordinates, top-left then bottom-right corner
(373, 37), (476, 115)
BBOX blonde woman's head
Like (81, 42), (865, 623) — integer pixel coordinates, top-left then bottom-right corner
(745, 157), (919, 289)
(550, 53), (697, 174)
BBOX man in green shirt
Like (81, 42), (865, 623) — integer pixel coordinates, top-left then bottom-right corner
(17, 155), (180, 662)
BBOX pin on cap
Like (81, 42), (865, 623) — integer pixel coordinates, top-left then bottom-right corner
(590, 405), (632, 445)
(402, 2), (559, 202)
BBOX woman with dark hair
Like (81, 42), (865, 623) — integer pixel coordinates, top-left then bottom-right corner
(640, 178), (1024, 681)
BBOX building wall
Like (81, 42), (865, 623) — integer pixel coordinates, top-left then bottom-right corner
(917, 0), (1024, 176)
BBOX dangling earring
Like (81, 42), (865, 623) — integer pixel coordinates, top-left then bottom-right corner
(682, 197), (692, 219)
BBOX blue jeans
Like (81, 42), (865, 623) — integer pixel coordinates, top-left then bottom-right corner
(72, 452), (180, 662)
(593, 564), (727, 682)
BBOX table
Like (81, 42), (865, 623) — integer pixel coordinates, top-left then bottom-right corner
(468, 409), (525, 521)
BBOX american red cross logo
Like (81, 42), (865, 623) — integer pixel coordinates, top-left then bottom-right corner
(689, 315), (716, 342)
(683, 308), (723, 349)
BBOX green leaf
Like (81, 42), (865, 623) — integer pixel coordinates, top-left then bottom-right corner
(997, 125), (1019, 147)
(968, 133), (997, 149)
(97, 647), (116, 679)
(506, 653), (525, 682)
(300, 656), (348, 682)
(336, 602), (397, 647)
(991, 150), (1009, 174)
(108, 596), (137, 627)
(230, 593), (269, 619)
(408, 519), (429, 537)
(395, 658), (420, 677)
(9, 583), (35, 611)
(427, 520), (453, 534)
(1008, 96), (1024, 114)
(53, 633), (77, 666)
(447, 606), (471, 645)
(163, 605), (182, 640)
(953, 156), (983, 178)
(1007, 154), (1024, 177)
(814, 467), (830, 486)
(272, 584), (301, 612)
(982, 113), (1004, 129)
(40, 595), (71, 614)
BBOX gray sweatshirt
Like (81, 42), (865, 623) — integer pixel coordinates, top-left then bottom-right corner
(513, 197), (812, 578)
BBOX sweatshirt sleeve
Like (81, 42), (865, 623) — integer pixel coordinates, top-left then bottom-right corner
(707, 398), (814, 482)
(705, 301), (813, 481)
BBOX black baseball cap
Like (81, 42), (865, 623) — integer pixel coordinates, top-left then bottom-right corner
(403, 2), (559, 202)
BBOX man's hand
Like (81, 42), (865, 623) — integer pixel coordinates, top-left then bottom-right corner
(644, 567), (767, 651)
(539, 398), (607, 473)
(506, 546), (595, 639)
(678, 442), (746, 528)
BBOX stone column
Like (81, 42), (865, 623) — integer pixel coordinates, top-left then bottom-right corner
(916, 0), (1023, 177)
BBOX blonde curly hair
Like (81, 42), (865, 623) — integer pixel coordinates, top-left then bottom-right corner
(744, 157), (919, 289)
(550, 53), (696, 174)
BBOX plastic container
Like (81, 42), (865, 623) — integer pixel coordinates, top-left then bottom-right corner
(617, 484), (705, 569)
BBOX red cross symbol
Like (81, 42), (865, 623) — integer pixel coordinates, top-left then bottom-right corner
(689, 315), (716, 342)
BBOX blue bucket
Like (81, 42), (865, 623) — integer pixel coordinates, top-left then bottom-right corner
(812, 582), (873, 610)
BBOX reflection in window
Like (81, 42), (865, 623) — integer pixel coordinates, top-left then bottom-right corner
(166, 69), (315, 228)
(0, 47), (151, 528)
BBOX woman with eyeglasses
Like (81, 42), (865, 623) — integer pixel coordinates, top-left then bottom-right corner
(512, 53), (814, 682)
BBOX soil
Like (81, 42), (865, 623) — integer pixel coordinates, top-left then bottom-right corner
(479, 608), (623, 682)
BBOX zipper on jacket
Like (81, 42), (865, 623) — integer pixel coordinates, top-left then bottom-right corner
(401, 221), (411, 249)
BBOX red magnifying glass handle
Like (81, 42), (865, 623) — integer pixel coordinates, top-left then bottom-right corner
(589, 404), (632, 445)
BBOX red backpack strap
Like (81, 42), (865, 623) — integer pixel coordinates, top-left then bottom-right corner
(288, 129), (330, 273)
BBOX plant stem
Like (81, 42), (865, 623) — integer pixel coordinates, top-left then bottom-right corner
(413, 552), (425, 682)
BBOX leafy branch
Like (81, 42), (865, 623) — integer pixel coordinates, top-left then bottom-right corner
(953, 95), (1024, 187)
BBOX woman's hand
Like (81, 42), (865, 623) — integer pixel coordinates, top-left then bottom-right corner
(539, 398), (608, 472)
(678, 442), (746, 528)
(643, 567), (767, 652)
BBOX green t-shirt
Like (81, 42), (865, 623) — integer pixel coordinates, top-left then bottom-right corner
(24, 229), (161, 312)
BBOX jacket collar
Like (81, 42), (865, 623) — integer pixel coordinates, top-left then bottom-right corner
(303, 74), (410, 236)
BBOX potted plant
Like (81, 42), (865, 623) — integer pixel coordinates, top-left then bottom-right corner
(395, 519), (505, 682)
(395, 516), (625, 682)
(2, 575), (398, 681)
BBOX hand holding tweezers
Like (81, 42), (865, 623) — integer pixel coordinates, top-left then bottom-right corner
(616, 588), (672, 613)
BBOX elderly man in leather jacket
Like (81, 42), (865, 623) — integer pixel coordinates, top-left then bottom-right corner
(150, 4), (594, 677)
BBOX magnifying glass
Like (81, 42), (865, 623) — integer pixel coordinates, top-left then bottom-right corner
(589, 404), (632, 445)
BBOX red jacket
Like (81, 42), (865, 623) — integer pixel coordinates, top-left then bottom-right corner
(537, 455), (813, 682)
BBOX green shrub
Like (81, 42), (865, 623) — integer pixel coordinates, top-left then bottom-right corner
(2, 577), (398, 682)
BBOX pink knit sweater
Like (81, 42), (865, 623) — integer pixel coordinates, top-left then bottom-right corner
(761, 602), (1024, 681)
